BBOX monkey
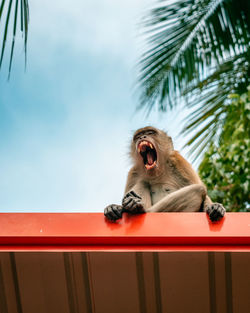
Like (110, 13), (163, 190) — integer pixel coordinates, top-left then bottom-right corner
(104, 126), (225, 222)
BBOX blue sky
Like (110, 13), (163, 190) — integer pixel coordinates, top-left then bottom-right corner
(0, 0), (189, 212)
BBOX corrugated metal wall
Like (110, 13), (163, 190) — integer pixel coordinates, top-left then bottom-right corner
(0, 252), (249, 313)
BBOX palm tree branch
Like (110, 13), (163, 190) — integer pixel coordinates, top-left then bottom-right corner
(170, 0), (224, 67)
(0, 0), (13, 68)
(138, 0), (250, 113)
(0, 0), (29, 75)
(23, 0), (29, 67)
(8, 0), (18, 78)
(0, 0), (6, 21)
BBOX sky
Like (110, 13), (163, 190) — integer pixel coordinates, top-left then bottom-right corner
(0, 0), (190, 212)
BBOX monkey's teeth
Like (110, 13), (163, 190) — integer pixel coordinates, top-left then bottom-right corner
(138, 141), (154, 151)
(145, 161), (157, 170)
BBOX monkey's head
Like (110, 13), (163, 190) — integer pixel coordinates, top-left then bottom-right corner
(131, 126), (173, 175)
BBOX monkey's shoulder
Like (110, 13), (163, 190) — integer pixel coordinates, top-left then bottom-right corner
(168, 151), (192, 168)
(167, 151), (201, 185)
(125, 166), (144, 192)
(127, 166), (140, 179)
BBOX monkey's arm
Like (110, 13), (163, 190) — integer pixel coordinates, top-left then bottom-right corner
(172, 151), (225, 220)
(147, 184), (206, 213)
(122, 167), (151, 213)
(146, 185), (225, 221)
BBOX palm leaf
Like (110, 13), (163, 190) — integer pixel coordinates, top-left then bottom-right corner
(8, 0), (18, 78)
(0, 0), (29, 77)
(138, 0), (250, 157)
(181, 51), (249, 158)
(0, 0), (13, 68)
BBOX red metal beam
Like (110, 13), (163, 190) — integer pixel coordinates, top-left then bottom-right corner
(0, 212), (249, 251)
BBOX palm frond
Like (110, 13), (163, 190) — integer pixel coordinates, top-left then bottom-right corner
(138, 0), (250, 158)
(181, 51), (249, 159)
(8, 0), (18, 78)
(0, 0), (29, 77)
(138, 0), (250, 111)
(0, 0), (13, 68)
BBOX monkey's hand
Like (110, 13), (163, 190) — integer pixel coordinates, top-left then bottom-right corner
(104, 204), (123, 221)
(206, 203), (225, 222)
(122, 191), (145, 214)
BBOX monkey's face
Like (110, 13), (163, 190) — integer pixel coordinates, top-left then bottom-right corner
(132, 127), (159, 171)
(131, 126), (173, 174)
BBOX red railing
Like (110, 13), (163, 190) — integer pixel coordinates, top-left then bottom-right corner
(0, 212), (249, 251)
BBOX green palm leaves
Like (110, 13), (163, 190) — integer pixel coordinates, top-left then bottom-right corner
(0, 0), (29, 78)
(139, 0), (249, 158)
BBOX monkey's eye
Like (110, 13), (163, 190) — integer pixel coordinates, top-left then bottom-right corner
(146, 130), (156, 136)
(133, 130), (157, 141)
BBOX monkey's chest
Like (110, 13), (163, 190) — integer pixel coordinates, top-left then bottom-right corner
(150, 184), (173, 205)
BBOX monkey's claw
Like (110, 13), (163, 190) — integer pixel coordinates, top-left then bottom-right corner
(104, 204), (123, 221)
(122, 191), (145, 214)
(207, 203), (225, 222)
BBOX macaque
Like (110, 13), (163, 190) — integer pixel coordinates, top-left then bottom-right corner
(104, 126), (225, 222)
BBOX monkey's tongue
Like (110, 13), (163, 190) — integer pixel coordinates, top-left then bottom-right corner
(145, 151), (157, 170)
(147, 151), (154, 165)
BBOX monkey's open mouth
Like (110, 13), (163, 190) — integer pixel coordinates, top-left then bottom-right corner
(137, 141), (157, 170)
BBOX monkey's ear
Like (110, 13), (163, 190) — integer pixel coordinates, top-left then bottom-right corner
(168, 136), (174, 150)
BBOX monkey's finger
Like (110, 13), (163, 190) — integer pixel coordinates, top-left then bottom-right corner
(104, 209), (116, 221)
(129, 203), (144, 214)
(132, 204), (144, 214)
(122, 195), (132, 205)
(123, 193), (130, 199)
(104, 205), (115, 215)
(124, 200), (136, 211)
(124, 198), (142, 211)
(123, 192), (132, 200)
(206, 206), (212, 215)
(220, 207), (226, 217)
(123, 191), (141, 200)
(109, 206), (123, 220)
(129, 191), (142, 199)
(104, 206), (110, 216)
(215, 207), (225, 218)
(206, 205), (215, 220)
(216, 204), (225, 214)
(112, 205), (123, 218)
(123, 197), (141, 208)
(122, 197), (133, 208)
(123, 195), (142, 205)
(131, 199), (143, 210)
(104, 212), (116, 221)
